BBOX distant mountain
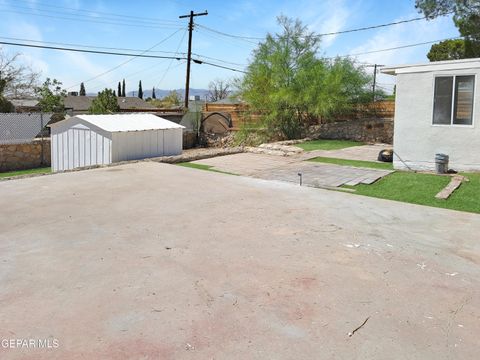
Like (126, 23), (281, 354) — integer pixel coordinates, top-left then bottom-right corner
(127, 88), (209, 100)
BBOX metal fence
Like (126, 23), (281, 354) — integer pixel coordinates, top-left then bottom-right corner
(0, 113), (52, 144)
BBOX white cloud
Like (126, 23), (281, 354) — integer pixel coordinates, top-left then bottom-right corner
(308, 0), (352, 48)
(6, 21), (49, 74)
(349, 13), (456, 66)
(343, 12), (457, 92)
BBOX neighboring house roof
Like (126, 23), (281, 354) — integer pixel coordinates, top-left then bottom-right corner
(9, 99), (40, 107)
(64, 95), (157, 111)
(50, 114), (184, 133)
(381, 57), (480, 75)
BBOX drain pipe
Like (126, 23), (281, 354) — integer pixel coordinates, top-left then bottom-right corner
(392, 150), (415, 172)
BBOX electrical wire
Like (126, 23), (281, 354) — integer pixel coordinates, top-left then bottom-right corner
(0, 36), (187, 55)
(0, 0), (182, 26)
(195, 11), (454, 41)
(156, 30), (188, 89)
(0, 7), (183, 30)
(66, 29), (184, 90)
(327, 36), (465, 59)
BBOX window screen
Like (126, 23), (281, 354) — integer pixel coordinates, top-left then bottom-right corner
(433, 76), (453, 125)
(453, 75), (475, 125)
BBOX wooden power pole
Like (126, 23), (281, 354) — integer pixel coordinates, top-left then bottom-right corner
(179, 10), (208, 109)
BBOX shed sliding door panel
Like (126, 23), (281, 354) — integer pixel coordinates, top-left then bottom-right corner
(52, 133), (58, 172)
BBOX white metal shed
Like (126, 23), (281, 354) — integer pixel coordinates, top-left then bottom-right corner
(50, 114), (184, 172)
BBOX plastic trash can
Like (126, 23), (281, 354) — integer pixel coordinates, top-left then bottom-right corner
(435, 153), (449, 174)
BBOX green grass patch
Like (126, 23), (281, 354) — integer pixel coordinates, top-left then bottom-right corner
(0, 167), (51, 178)
(348, 171), (480, 214)
(309, 156), (393, 170)
(296, 139), (364, 151)
(176, 162), (237, 176)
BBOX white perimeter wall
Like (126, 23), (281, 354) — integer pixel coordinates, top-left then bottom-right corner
(51, 122), (112, 172)
(394, 68), (480, 171)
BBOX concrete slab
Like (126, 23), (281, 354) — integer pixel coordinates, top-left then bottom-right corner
(301, 144), (391, 162)
(194, 153), (393, 188)
(0, 162), (479, 359)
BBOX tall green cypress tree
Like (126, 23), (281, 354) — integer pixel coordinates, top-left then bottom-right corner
(122, 79), (126, 97)
(79, 82), (86, 96)
(138, 80), (143, 99)
(152, 87), (156, 99)
(118, 82), (122, 97)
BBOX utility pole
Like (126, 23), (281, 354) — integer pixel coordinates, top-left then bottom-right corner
(179, 10), (208, 109)
(370, 64), (384, 102)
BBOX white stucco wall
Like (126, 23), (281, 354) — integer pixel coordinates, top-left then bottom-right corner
(393, 68), (480, 171)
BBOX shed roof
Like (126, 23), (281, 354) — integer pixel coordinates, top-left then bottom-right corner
(51, 114), (184, 132)
(381, 57), (480, 75)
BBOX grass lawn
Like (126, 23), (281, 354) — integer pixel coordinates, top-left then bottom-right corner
(347, 171), (480, 214)
(309, 157), (393, 170)
(0, 167), (51, 179)
(176, 162), (237, 176)
(296, 139), (364, 151)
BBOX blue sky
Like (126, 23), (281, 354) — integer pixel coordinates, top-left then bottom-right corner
(0, 0), (459, 94)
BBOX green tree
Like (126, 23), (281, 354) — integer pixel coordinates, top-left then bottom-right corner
(138, 80), (143, 99)
(118, 82), (122, 97)
(88, 89), (120, 114)
(122, 79), (126, 97)
(35, 78), (66, 112)
(416, 0), (480, 57)
(79, 82), (86, 96)
(162, 90), (181, 107)
(240, 16), (371, 139)
(152, 87), (156, 99)
(427, 39), (466, 61)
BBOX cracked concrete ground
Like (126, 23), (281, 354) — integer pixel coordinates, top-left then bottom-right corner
(0, 162), (479, 359)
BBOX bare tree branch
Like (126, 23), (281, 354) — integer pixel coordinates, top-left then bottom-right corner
(0, 50), (40, 99)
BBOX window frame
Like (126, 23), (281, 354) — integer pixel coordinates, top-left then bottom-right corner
(432, 74), (476, 128)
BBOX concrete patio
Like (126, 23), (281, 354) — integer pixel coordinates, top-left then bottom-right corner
(0, 162), (479, 359)
(194, 151), (393, 188)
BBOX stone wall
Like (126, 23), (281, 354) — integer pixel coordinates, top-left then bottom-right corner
(309, 118), (393, 144)
(183, 131), (198, 149)
(0, 139), (51, 171)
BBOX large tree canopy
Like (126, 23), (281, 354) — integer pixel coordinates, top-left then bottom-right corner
(427, 39), (466, 61)
(89, 89), (120, 114)
(240, 16), (371, 139)
(416, 0), (480, 57)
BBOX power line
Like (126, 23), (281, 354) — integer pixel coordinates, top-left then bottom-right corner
(328, 36), (465, 59)
(66, 29), (184, 90)
(0, 39), (246, 74)
(156, 30), (188, 89)
(195, 11), (454, 41)
(1, 0), (182, 25)
(0, 40), (187, 60)
(0, 36), (187, 55)
(0, 7), (183, 30)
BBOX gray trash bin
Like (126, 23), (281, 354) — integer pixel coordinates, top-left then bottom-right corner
(435, 153), (449, 174)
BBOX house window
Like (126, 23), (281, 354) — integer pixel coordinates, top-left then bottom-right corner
(433, 75), (475, 126)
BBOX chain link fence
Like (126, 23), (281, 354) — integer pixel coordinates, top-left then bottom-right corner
(0, 113), (52, 144)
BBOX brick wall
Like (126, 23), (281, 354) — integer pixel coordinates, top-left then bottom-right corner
(309, 118), (393, 144)
(0, 139), (51, 171)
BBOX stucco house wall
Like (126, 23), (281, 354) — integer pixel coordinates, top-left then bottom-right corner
(391, 64), (480, 171)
